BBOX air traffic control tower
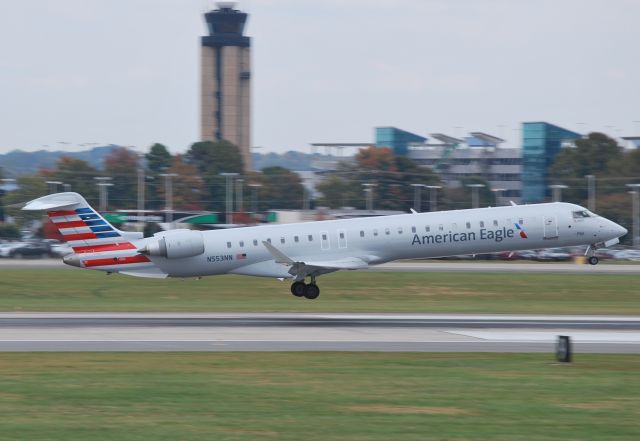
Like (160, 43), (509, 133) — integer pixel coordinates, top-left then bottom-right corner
(200, 2), (251, 171)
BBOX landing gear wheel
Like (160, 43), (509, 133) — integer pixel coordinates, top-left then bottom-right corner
(291, 281), (306, 297)
(303, 283), (320, 300)
(588, 256), (599, 265)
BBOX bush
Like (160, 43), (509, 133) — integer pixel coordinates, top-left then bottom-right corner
(0, 223), (21, 240)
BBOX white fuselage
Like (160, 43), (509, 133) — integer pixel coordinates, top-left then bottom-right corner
(143, 202), (625, 278)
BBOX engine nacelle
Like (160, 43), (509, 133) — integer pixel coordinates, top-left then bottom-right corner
(140, 230), (205, 259)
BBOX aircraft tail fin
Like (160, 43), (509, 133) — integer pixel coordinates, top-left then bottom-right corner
(22, 192), (140, 252)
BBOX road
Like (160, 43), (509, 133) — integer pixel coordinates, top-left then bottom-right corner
(1, 313), (639, 353)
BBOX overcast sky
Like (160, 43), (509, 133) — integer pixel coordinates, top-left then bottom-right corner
(0, 0), (638, 155)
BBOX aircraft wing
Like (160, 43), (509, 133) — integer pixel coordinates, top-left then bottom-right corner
(262, 240), (368, 279)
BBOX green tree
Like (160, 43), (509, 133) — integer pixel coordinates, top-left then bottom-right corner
(185, 140), (244, 211)
(251, 167), (305, 210)
(104, 147), (139, 210)
(145, 143), (173, 174)
(156, 155), (205, 211)
(4, 174), (47, 226)
(52, 156), (99, 204)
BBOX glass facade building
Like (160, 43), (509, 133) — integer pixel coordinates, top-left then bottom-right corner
(375, 127), (426, 156)
(521, 122), (581, 203)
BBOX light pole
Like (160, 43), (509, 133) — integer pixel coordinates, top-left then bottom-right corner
(585, 174), (596, 211)
(159, 173), (178, 224)
(94, 177), (113, 212)
(626, 184), (640, 248)
(137, 153), (146, 223)
(220, 172), (239, 225)
(45, 180), (62, 194)
(235, 179), (244, 212)
(466, 184), (485, 209)
(362, 183), (376, 211)
(248, 183), (262, 216)
(425, 185), (441, 212)
(410, 184), (425, 211)
(491, 188), (506, 206)
(549, 184), (568, 202)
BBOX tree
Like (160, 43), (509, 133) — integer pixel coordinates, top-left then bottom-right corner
(156, 155), (205, 211)
(103, 147), (139, 209)
(145, 143), (173, 174)
(4, 174), (47, 226)
(250, 167), (305, 210)
(317, 146), (441, 211)
(185, 140), (244, 211)
(53, 156), (99, 204)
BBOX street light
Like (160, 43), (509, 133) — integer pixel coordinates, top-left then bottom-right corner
(466, 184), (485, 209)
(220, 172), (239, 225)
(491, 188), (506, 206)
(585, 174), (596, 211)
(425, 185), (441, 212)
(626, 184), (640, 248)
(159, 173), (178, 224)
(362, 183), (376, 211)
(235, 179), (244, 212)
(549, 184), (568, 202)
(248, 183), (262, 216)
(410, 184), (425, 211)
(137, 153), (146, 223)
(94, 177), (113, 212)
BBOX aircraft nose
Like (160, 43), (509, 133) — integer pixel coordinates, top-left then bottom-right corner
(616, 224), (628, 237)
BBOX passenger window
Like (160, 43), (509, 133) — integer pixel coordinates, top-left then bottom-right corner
(339, 232), (344, 239)
(322, 234), (327, 240)
(397, 227), (403, 234)
(426, 226), (430, 232)
(466, 222), (471, 229)
(308, 234), (313, 242)
(411, 226), (416, 233)
(267, 238), (272, 243)
(480, 221), (485, 228)
(226, 242), (231, 248)
(385, 228), (390, 235)
(518, 218), (524, 225)
(253, 239), (258, 246)
(360, 230), (365, 237)
(280, 237), (285, 244)
(239, 241), (244, 247)
(294, 236), (299, 243)
(373, 229), (379, 236)
(438, 224), (444, 231)
(493, 220), (498, 226)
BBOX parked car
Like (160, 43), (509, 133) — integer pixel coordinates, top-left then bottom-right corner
(0, 242), (27, 258)
(8, 242), (52, 259)
(50, 242), (72, 257)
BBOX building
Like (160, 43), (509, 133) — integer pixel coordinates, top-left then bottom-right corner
(407, 133), (522, 201)
(200, 2), (252, 171)
(521, 122), (581, 203)
(375, 127), (426, 156)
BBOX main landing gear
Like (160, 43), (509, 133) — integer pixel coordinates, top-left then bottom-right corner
(290, 276), (320, 300)
(586, 245), (599, 265)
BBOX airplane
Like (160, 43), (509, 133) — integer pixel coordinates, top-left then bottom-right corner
(23, 192), (627, 299)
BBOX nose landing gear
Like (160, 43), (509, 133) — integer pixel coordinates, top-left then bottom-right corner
(586, 245), (599, 265)
(290, 275), (320, 299)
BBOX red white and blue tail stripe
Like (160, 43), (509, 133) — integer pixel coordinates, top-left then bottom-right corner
(23, 192), (162, 276)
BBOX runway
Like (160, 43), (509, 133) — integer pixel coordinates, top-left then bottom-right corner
(1, 313), (639, 353)
(2, 258), (640, 274)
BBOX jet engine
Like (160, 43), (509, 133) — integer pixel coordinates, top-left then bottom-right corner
(139, 230), (205, 259)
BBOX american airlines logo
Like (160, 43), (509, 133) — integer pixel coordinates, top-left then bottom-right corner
(515, 223), (528, 239)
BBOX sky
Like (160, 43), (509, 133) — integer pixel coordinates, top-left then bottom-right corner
(0, 0), (638, 155)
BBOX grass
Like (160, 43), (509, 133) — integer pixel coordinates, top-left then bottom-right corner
(0, 352), (639, 440)
(0, 268), (639, 313)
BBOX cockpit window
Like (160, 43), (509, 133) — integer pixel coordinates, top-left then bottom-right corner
(572, 210), (591, 218)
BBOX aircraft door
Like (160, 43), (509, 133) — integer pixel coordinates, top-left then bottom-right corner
(320, 231), (330, 250)
(543, 216), (559, 239)
(337, 229), (347, 249)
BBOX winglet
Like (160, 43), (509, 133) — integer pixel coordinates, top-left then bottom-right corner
(410, 208), (418, 214)
(509, 200), (517, 206)
(262, 241), (294, 265)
